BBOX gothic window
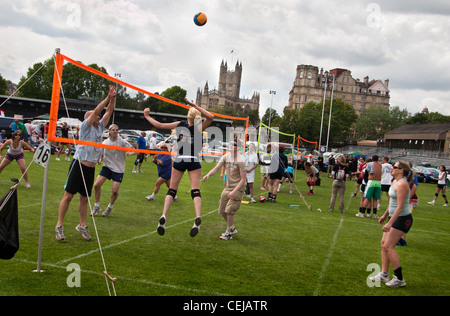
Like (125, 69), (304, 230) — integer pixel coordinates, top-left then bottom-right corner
(299, 71), (304, 78)
(307, 72), (312, 79)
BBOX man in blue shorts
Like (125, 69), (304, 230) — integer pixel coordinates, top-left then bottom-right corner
(55, 85), (116, 241)
(92, 124), (135, 217)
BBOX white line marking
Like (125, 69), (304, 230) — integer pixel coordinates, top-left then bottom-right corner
(313, 217), (344, 296)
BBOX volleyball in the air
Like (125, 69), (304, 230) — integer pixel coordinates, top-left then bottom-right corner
(193, 12), (207, 26)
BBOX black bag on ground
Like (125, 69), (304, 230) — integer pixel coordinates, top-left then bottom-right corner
(0, 186), (19, 260)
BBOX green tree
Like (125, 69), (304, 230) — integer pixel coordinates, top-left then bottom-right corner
(247, 109), (260, 126)
(356, 105), (409, 139)
(261, 108), (279, 126)
(0, 74), (7, 94)
(403, 111), (450, 124)
(157, 86), (188, 115)
(17, 57), (55, 99)
(292, 99), (357, 146)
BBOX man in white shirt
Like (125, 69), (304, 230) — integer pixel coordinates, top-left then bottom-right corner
(380, 156), (392, 208)
(92, 124), (135, 217)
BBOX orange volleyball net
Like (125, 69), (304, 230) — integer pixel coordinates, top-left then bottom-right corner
(48, 51), (249, 156)
(296, 135), (318, 158)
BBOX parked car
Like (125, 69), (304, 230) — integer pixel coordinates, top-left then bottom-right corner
(156, 135), (177, 151)
(413, 166), (439, 183)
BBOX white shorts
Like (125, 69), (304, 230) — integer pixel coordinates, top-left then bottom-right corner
(246, 171), (255, 183)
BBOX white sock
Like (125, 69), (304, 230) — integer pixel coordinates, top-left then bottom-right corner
(94, 202), (100, 207)
(108, 204), (113, 209)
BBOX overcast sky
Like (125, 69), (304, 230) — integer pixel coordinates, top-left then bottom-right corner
(1, 0), (449, 118)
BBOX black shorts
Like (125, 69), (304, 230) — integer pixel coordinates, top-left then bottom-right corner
(64, 160), (95, 196)
(437, 184), (447, 190)
(134, 153), (145, 164)
(381, 184), (391, 192)
(173, 156), (201, 172)
(269, 172), (283, 180)
(391, 214), (413, 234)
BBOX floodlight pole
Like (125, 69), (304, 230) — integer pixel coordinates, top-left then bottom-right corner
(318, 74), (328, 152)
(268, 90), (276, 141)
(326, 74), (336, 152)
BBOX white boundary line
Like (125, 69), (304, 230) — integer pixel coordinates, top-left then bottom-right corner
(313, 217), (344, 296)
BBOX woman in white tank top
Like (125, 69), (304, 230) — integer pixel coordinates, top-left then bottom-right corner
(0, 131), (35, 187)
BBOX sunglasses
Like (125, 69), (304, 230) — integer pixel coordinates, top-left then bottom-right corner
(392, 165), (402, 169)
(109, 128), (119, 131)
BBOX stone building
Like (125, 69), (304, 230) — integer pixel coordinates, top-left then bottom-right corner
(196, 60), (260, 115)
(287, 65), (390, 115)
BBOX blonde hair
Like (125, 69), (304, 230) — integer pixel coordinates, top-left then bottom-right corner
(187, 107), (202, 125)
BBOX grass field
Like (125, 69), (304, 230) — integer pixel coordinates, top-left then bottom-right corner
(1, 152), (449, 297)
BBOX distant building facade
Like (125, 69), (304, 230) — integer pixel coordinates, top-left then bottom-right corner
(196, 60), (260, 115)
(287, 65), (390, 115)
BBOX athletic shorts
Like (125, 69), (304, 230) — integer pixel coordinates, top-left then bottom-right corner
(269, 172), (283, 181)
(390, 214), (413, 234)
(64, 160), (95, 197)
(134, 153), (145, 164)
(173, 156), (201, 172)
(218, 187), (245, 215)
(99, 166), (124, 183)
(284, 172), (294, 182)
(5, 152), (25, 161)
(364, 180), (381, 200)
(381, 184), (391, 192)
(437, 184), (447, 190)
(246, 172), (255, 184)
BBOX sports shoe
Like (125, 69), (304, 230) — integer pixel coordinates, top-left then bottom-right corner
(55, 157), (60, 161)
(219, 233), (233, 240)
(444, 203), (448, 207)
(75, 224), (91, 241)
(146, 195), (154, 201)
(428, 200), (435, 205)
(369, 272), (390, 283)
(25, 182), (31, 188)
(55, 225), (65, 241)
(174, 196), (179, 202)
(190, 217), (202, 237)
(372, 214), (379, 219)
(102, 206), (113, 217)
(91, 205), (101, 216)
(397, 238), (407, 246)
(221, 227), (238, 237)
(355, 212), (365, 217)
(386, 275), (406, 287)
(157, 215), (166, 236)
(251, 198), (256, 203)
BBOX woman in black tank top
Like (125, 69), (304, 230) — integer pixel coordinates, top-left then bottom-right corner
(143, 98), (214, 237)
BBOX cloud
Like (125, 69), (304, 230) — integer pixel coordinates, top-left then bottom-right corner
(0, 0), (449, 118)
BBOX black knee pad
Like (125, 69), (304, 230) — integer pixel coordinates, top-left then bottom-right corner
(166, 188), (177, 198)
(442, 194), (447, 198)
(191, 189), (201, 199)
(435, 192), (439, 197)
